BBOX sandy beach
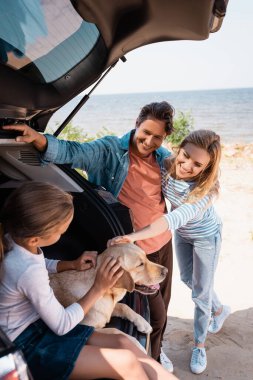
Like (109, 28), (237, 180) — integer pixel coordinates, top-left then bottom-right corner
(162, 144), (253, 380)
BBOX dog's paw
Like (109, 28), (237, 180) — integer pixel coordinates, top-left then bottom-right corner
(135, 317), (153, 334)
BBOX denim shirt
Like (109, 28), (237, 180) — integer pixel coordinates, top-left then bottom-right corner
(41, 131), (171, 197)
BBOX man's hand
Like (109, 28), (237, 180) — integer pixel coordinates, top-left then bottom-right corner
(73, 251), (98, 271)
(2, 124), (47, 151)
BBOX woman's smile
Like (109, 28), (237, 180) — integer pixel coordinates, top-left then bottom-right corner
(175, 143), (210, 180)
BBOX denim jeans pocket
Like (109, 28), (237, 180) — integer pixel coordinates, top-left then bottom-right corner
(14, 320), (46, 354)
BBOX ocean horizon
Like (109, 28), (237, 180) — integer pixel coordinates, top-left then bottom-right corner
(48, 87), (253, 144)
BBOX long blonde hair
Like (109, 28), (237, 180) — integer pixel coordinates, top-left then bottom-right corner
(167, 129), (221, 202)
(0, 182), (73, 263)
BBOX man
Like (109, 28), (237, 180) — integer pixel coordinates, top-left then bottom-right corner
(4, 101), (174, 371)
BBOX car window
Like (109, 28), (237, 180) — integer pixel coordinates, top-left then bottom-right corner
(0, 0), (100, 83)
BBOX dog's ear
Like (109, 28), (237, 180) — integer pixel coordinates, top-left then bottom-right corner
(114, 270), (135, 292)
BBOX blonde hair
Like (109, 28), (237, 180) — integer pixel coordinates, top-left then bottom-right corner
(167, 129), (221, 202)
(0, 182), (73, 263)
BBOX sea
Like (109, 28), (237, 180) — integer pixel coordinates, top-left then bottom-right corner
(48, 87), (253, 144)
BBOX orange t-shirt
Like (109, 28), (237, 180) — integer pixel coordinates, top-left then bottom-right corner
(118, 149), (171, 254)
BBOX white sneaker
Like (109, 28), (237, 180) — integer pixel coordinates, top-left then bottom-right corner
(190, 347), (207, 374)
(160, 348), (174, 373)
(208, 305), (231, 334)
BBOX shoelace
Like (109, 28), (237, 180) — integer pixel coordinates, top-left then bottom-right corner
(160, 351), (174, 373)
(160, 354), (170, 365)
(191, 348), (205, 365)
(211, 317), (218, 330)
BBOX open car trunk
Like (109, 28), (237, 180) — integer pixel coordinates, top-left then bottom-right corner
(0, 142), (150, 352)
(0, 0), (228, 132)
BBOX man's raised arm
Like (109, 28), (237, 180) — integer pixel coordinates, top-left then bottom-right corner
(2, 124), (48, 152)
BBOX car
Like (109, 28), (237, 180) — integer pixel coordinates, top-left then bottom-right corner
(0, 0), (228, 378)
(0, 327), (32, 380)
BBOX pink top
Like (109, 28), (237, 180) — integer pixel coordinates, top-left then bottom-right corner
(118, 149), (171, 254)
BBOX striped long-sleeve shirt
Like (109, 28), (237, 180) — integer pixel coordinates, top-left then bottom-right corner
(161, 168), (221, 239)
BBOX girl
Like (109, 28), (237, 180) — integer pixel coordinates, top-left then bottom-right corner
(108, 130), (231, 375)
(0, 182), (177, 380)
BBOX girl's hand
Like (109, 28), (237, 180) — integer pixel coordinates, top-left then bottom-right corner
(73, 251), (98, 271)
(107, 235), (134, 247)
(77, 257), (124, 314)
(93, 257), (124, 295)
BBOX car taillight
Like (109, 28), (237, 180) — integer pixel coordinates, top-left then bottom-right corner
(1, 369), (19, 380)
(0, 354), (17, 380)
(0, 352), (30, 380)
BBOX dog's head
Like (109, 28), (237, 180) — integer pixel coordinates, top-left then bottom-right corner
(101, 243), (168, 295)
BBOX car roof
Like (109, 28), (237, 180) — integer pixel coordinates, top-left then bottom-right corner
(0, 0), (228, 132)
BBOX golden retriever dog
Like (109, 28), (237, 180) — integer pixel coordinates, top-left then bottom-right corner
(50, 243), (167, 334)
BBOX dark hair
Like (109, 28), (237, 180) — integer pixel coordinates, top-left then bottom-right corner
(0, 182), (73, 262)
(136, 101), (174, 135)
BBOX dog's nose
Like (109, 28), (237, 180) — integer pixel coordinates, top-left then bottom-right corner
(161, 267), (168, 276)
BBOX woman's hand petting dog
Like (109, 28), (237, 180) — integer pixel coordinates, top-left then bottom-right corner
(93, 257), (124, 296)
(107, 235), (134, 247)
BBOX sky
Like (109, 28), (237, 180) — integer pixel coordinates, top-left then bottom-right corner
(93, 0), (253, 95)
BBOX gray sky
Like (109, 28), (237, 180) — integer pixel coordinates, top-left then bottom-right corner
(94, 0), (253, 94)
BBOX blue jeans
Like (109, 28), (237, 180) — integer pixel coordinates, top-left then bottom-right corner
(174, 225), (222, 344)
